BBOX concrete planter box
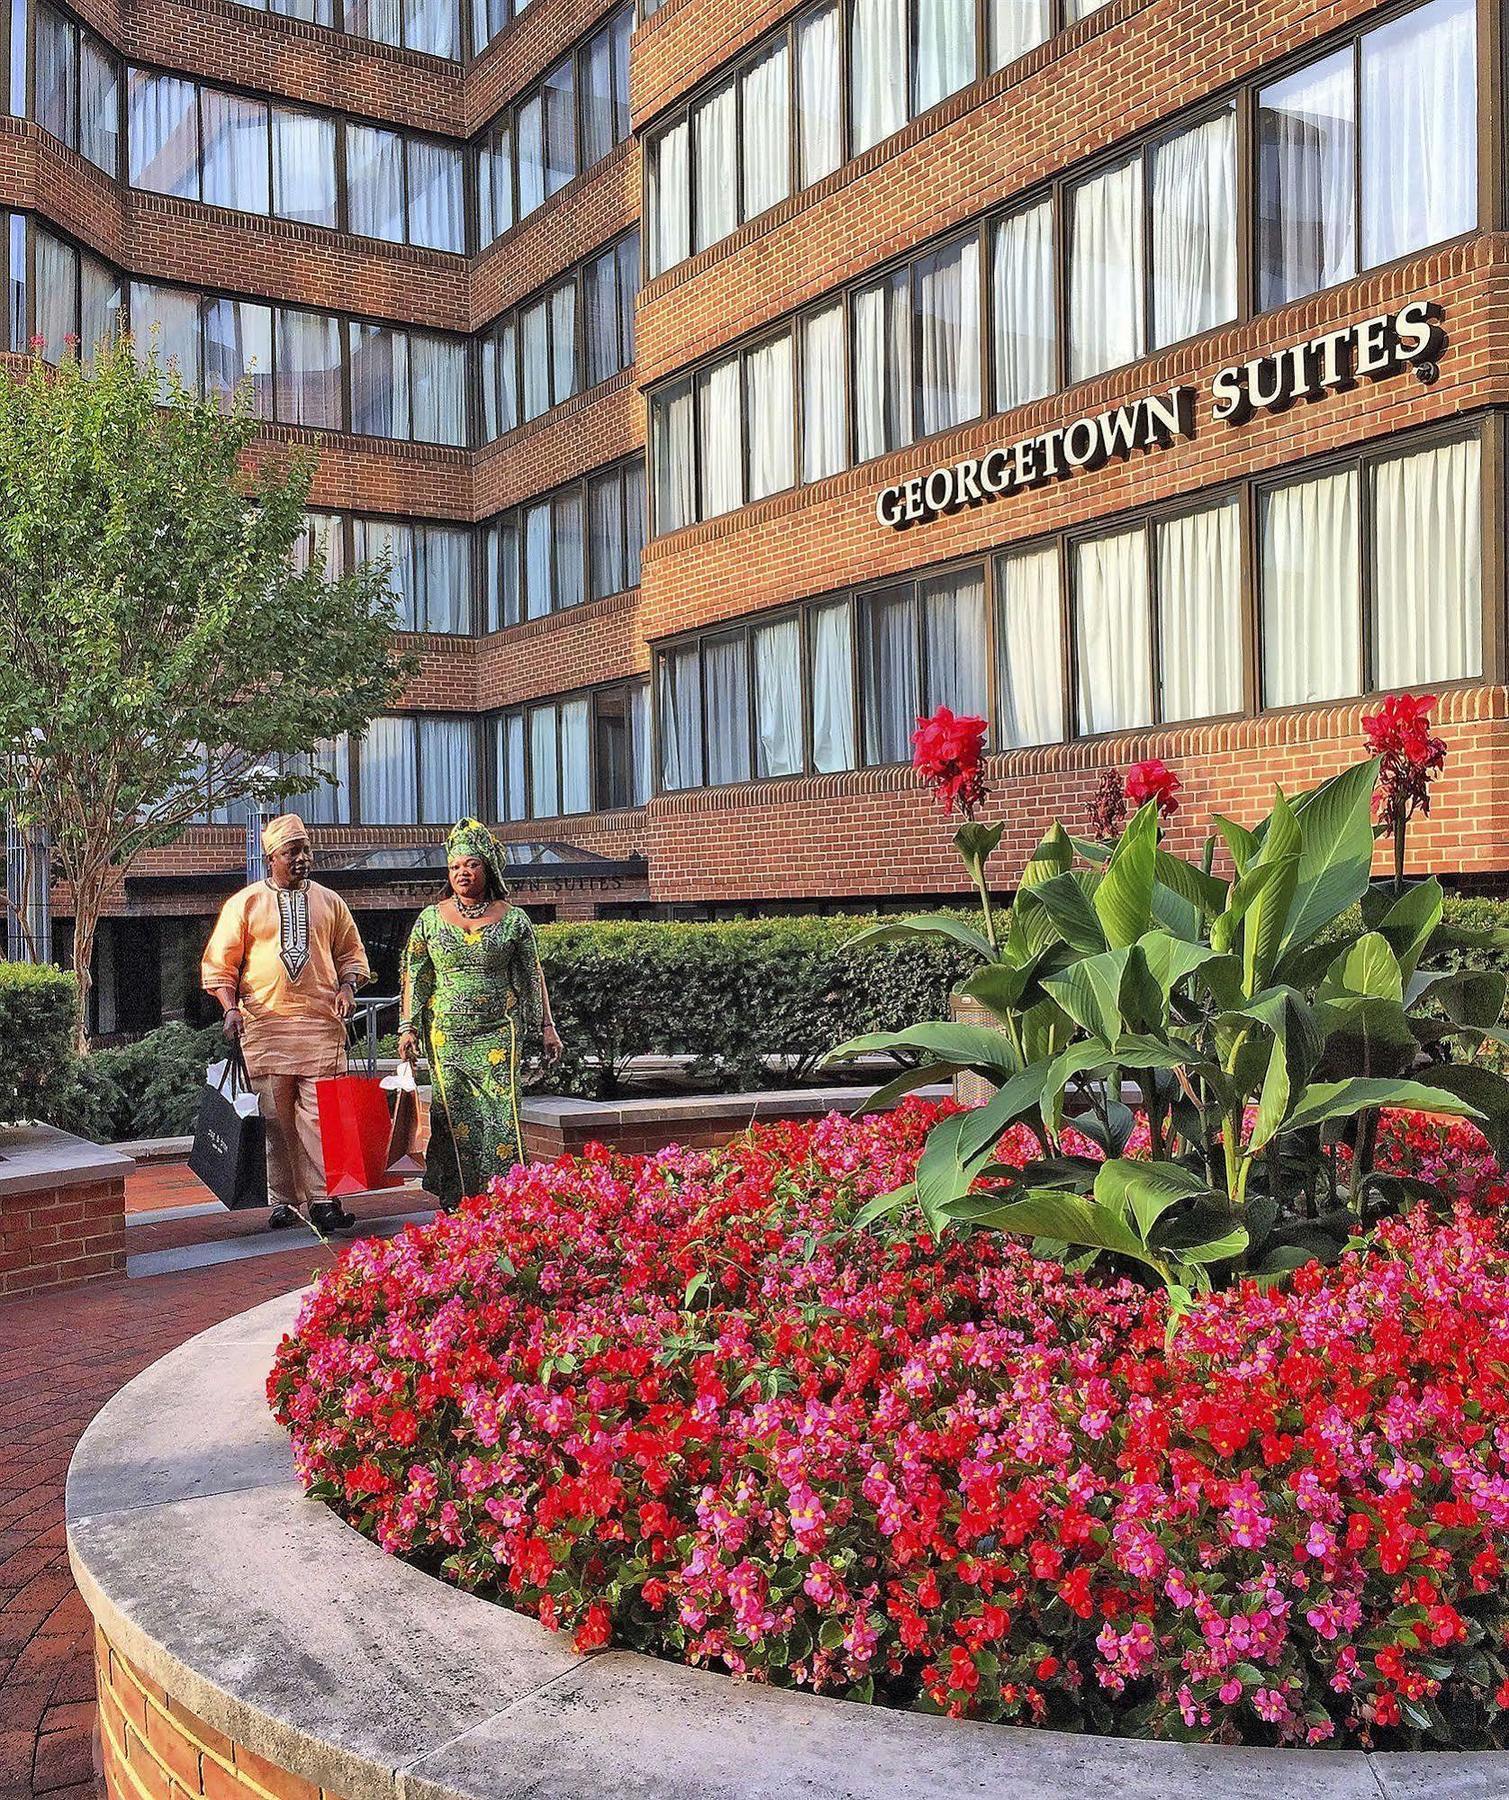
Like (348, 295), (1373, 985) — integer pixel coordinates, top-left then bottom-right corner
(66, 1295), (1505, 1800)
(0, 1122), (131, 1299)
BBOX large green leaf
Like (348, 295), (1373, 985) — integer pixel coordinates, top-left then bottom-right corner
(1415, 1063), (1509, 1161)
(825, 1023), (1020, 1074)
(843, 915), (995, 961)
(1173, 1223), (1250, 1267)
(1137, 931), (1224, 1001)
(1154, 849), (1228, 920)
(1094, 802), (1160, 950)
(954, 821), (1005, 870)
(1094, 1158), (1212, 1239)
(1320, 933), (1404, 1004)
(853, 1061), (958, 1116)
(1241, 789), (1302, 997)
(1042, 946), (1147, 1044)
(1212, 815), (1259, 877)
(1031, 873), (1108, 955)
(1247, 987), (1323, 1151)
(956, 1063), (1053, 1161)
(959, 958), (1037, 1022)
(1020, 823), (1073, 892)
(1282, 1077), (1484, 1136)
(914, 1112), (974, 1236)
(966, 1189), (1153, 1266)
(1282, 760), (1381, 952)
(1406, 967), (1508, 1031)
(1368, 878), (1444, 982)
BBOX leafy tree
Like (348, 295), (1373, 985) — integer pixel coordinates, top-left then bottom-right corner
(0, 338), (415, 1044)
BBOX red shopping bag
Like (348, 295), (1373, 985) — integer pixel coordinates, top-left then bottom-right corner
(316, 1073), (402, 1196)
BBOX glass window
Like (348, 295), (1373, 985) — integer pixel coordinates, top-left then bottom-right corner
(129, 71), (199, 198)
(921, 567), (988, 718)
(550, 279), (577, 405)
(408, 138), (465, 252)
(581, 7), (631, 167)
(271, 109), (336, 227)
(585, 242), (623, 387)
(1157, 500), (1242, 721)
(650, 119), (690, 276)
(629, 682), (652, 804)
(854, 268), (910, 460)
(405, 0), (460, 59)
(356, 520), (417, 627)
(589, 466), (627, 599)
(360, 716), (417, 823)
(754, 616), (803, 777)
(658, 645), (703, 789)
(79, 249), (120, 363)
(560, 698), (590, 813)
(481, 319), (517, 439)
(478, 121), (513, 247)
(516, 92), (546, 216)
(990, 0), (1050, 69)
(1074, 528), (1153, 734)
(995, 545), (1064, 747)
(530, 705), (559, 816)
(496, 711), (527, 820)
(1260, 468), (1360, 707)
(914, 0), (974, 113)
(483, 517), (520, 631)
(347, 125), (406, 242)
(420, 718), (475, 821)
(130, 280), (201, 394)
(555, 490), (585, 610)
(1069, 153), (1144, 381)
(79, 35), (119, 176)
(350, 321), (409, 438)
(417, 526), (472, 633)
(652, 378), (695, 534)
(204, 296), (274, 417)
(1371, 436), (1480, 689)
(745, 333), (794, 502)
(594, 686), (633, 810)
(741, 41), (791, 221)
(850, 0), (905, 155)
(1360, 0), (1475, 269)
(1257, 49), (1356, 309)
(704, 632), (751, 784)
(916, 235), (980, 436)
(697, 356), (743, 518)
(1151, 108), (1236, 347)
(811, 598), (856, 771)
(801, 303), (847, 481)
(623, 459), (646, 588)
(276, 307), (343, 429)
(410, 332), (467, 445)
(693, 80), (737, 252)
(861, 586), (918, 765)
(992, 199), (1055, 410)
(543, 57), (576, 196)
(200, 89), (270, 214)
(35, 4), (77, 146)
(797, 3), (841, 186)
(34, 228), (75, 364)
(523, 502), (552, 618)
(520, 295), (550, 420)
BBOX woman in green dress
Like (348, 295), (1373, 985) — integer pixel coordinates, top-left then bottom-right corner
(396, 819), (562, 1209)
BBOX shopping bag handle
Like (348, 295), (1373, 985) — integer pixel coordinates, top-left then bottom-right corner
(213, 1042), (254, 1099)
(345, 1018), (377, 1079)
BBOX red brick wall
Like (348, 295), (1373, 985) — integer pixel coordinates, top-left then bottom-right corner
(0, 1176), (126, 1298)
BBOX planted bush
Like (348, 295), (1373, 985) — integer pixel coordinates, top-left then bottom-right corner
(0, 962), (77, 1125)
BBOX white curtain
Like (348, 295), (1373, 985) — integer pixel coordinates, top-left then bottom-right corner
(35, 4), (76, 145)
(1256, 49), (1355, 309)
(995, 547), (1064, 746)
(200, 90), (268, 214)
(811, 600), (856, 771)
(585, 245), (620, 385)
(422, 528), (471, 634)
(559, 700), (591, 813)
(482, 321), (516, 439)
(1361, 0), (1476, 268)
(272, 109), (336, 226)
(1157, 500), (1241, 721)
(1152, 107), (1235, 347)
(79, 253), (121, 365)
(356, 521), (416, 626)
(524, 503), (552, 617)
(704, 634), (751, 783)
(629, 683), (652, 803)
(802, 303), (847, 481)
(555, 491), (585, 609)
(499, 713), (527, 819)
(276, 307), (342, 427)
(128, 71), (198, 198)
(1070, 155), (1144, 382)
(361, 716), (416, 823)
(346, 124), (405, 241)
(746, 333), (794, 501)
(854, 271), (909, 460)
(1074, 528), (1153, 734)
(698, 356), (743, 517)
(1373, 437), (1480, 689)
(530, 706), (560, 817)
(349, 321), (408, 438)
(625, 461), (646, 584)
(516, 94), (545, 217)
(1066, 0), (1112, 16)
(651, 119), (690, 275)
(798, 2), (841, 186)
(922, 570), (988, 717)
(693, 81), (737, 251)
(420, 718), (475, 822)
(741, 41), (790, 220)
(862, 590), (918, 764)
(410, 333), (465, 445)
(1260, 469), (1360, 707)
(130, 281), (201, 395)
(478, 122), (513, 246)
(755, 617), (803, 776)
(404, 0), (459, 58)
(80, 36), (118, 175)
(34, 230), (74, 363)
(992, 199), (1054, 410)
(549, 280), (576, 405)
(484, 519), (520, 629)
(918, 236), (980, 435)
(590, 470), (625, 599)
(520, 299), (549, 420)
(850, 0), (906, 154)
(653, 380), (695, 534)
(543, 57), (576, 194)
(658, 648), (702, 789)
(914, 0), (974, 113)
(204, 297), (273, 413)
(346, 0), (400, 44)
(990, 0), (1050, 69)
(408, 139), (465, 252)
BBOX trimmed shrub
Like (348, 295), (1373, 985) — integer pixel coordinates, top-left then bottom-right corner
(0, 962), (78, 1125)
(41, 1022), (222, 1142)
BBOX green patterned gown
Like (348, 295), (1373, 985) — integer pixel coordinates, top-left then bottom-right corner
(400, 905), (543, 1209)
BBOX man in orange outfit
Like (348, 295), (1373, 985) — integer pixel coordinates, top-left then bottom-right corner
(201, 814), (371, 1234)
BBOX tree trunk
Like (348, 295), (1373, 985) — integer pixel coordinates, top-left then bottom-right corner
(65, 860), (110, 1053)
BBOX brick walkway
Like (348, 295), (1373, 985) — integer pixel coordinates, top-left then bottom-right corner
(0, 1168), (347, 1800)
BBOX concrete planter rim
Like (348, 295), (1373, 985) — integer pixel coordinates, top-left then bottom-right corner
(65, 1291), (1509, 1800)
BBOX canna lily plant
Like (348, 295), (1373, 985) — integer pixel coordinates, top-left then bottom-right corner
(827, 710), (1509, 1321)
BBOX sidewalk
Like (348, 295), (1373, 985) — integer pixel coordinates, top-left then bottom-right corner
(0, 1161), (423, 1799)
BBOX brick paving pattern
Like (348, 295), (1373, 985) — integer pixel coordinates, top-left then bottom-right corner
(0, 1165), (343, 1800)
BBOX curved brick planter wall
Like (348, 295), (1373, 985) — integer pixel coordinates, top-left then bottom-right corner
(66, 1293), (1509, 1800)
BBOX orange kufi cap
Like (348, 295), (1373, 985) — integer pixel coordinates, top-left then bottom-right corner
(260, 813), (309, 855)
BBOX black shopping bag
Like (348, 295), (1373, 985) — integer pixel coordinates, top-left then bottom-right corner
(188, 1045), (268, 1210)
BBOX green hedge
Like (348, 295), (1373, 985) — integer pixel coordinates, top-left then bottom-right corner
(538, 915), (978, 1095)
(0, 962), (78, 1125)
(43, 1022), (225, 1143)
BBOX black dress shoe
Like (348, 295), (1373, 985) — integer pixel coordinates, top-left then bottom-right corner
(267, 1204), (300, 1231)
(310, 1200), (358, 1235)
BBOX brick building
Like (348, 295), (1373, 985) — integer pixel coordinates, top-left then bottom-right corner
(3, 0), (1502, 1027)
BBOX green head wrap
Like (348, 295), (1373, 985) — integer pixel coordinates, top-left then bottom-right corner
(446, 818), (510, 898)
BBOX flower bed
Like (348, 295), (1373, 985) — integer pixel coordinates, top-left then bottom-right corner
(271, 1100), (1509, 1751)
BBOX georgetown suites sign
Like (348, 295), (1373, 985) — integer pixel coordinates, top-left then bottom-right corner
(874, 300), (1445, 530)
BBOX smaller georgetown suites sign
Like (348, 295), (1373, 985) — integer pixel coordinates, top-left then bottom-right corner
(874, 300), (1445, 530)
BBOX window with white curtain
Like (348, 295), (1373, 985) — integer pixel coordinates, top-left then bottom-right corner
(410, 333), (467, 445)
(419, 718), (476, 822)
(530, 705), (560, 816)
(130, 281), (201, 394)
(478, 121), (513, 246)
(347, 125), (406, 241)
(276, 306), (344, 429)
(1074, 528), (1153, 735)
(704, 632), (752, 784)
(1151, 107), (1236, 347)
(581, 7), (631, 168)
(853, 269), (911, 460)
(588, 459), (646, 598)
(1156, 500), (1242, 721)
(861, 586), (919, 766)
(354, 520), (417, 627)
(201, 90), (270, 213)
(754, 617), (804, 777)
(80, 35), (119, 175)
(697, 355), (744, 517)
(1257, 50), (1355, 309)
(741, 41), (791, 220)
(34, 228), (76, 364)
(79, 247), (121, 364)
(798, 3), (842, 186)
(916, 236), (981, 436)
(990, 0), (1051, 69)
(801, 303), (848, 481)
(559, 699), (591, 813)
(995, 546), (1064, 747)
(496, 712), (527, 822)
(404, 0), (460, 57)
(1069, 154), (1144, 381)
(921, 569), (989, 719)
(35, 6), (120, 177)
(992, 199), (1055, 410)
(480, 320), (517, 440)
(649, 121), (690, 276)
(349, 322), (409, 438)
(658, 646), (704, 789)
(745, 335), (794, 502)
(584, 235), (637, 386)
(1372, 436), (1480, 689)
(360, 716), (417, 823)
(35, 4), (78, 150)
(914, 0), (975, 113)
(271, 108), (336, 226)
(693, 80), (737, 253)
(407, 138), (465, 252)
(128, 71), (199, 197)
(204, 296), (274, 416)
(652, 379), (696, 534)
(810, 599), (856, 771)
(277, 736), (351, 825)
(850, 0), (906, 153)
(543, 56), (577, 196)
(1260, 469), (1360, 708)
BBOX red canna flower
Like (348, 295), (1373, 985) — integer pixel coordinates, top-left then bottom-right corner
(911, 706), (988, 818)
(1364, 693), (1447, 833)
(1125, 758), (1181, 818)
